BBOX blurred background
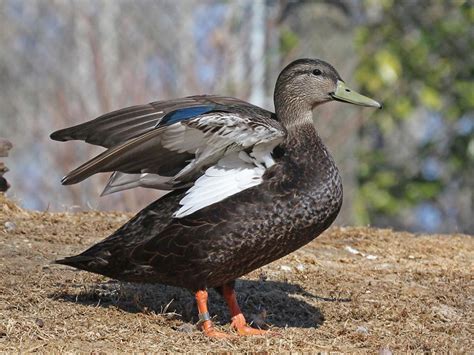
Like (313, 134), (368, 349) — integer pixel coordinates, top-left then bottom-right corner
(0, 0), (472, 234)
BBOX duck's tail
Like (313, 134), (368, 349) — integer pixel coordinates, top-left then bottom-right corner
(54, 254), (109, 273)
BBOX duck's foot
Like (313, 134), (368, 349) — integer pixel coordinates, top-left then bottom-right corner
(195, 289), (232, 339)
(201, 320), (232, 338)
(218, 282), (273, 336)
(231, 313), (269, 336)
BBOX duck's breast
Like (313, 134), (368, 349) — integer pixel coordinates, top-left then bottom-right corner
(171, 127), (343, 286)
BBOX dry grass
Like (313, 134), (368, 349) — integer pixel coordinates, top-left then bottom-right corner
(1, 194), (473, 352)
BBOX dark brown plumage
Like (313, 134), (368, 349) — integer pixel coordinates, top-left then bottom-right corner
(0, 176), (9, 192)
(52, 58), (380, 337)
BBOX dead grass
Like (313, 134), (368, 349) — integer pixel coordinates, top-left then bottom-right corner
(1, 194), (473, 352)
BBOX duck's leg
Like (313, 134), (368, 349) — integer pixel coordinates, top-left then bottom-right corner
(218, 281), (269, 336)
(195, 290), (230, 338)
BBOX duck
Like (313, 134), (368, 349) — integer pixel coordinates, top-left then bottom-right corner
(51, 58), (381, 338)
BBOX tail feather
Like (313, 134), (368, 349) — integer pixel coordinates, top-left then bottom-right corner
(54, 254), (108, 271)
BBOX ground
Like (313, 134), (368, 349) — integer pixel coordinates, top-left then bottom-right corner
(0, 194), (472, 352)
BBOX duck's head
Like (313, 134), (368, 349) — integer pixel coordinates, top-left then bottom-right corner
(274, 58), (381, 123)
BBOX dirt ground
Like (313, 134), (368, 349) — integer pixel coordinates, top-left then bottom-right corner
(1, 194), (472, 352)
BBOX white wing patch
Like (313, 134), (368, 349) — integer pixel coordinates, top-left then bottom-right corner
(173, 152), (267, 218)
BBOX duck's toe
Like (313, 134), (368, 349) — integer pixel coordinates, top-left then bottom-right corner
(203, 327), (233, 339)
(230, 314), (271, 336)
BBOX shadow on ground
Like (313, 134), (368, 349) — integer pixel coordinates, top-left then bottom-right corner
(50, 278), (350, 329)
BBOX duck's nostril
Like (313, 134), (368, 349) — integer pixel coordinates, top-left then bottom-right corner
(345, 89), (351, 92)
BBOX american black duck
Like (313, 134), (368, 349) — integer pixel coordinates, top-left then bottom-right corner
(51, 58), (381, 337)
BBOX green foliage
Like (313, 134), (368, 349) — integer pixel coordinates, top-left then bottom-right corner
(279, 27), (299, 56)
(354, 1), (474, 231)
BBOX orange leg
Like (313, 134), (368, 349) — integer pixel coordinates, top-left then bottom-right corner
(221, 283), (269, 336)
(195, 290), (230, 338)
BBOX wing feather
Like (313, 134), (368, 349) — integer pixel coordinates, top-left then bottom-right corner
(52, 95), (286, 205)
(50, 95), (269, 148)
(50, 105), (161, 147)
(173, 152), (266, 218)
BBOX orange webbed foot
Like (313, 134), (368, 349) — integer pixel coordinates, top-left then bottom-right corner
(230, 313), (272, 336)
(195, 290), (233, 339)
(203, 326), (233, 339)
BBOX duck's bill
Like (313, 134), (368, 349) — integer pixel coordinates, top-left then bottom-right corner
(331, 80), (382, 108)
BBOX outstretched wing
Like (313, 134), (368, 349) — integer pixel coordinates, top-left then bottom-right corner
(51, 95), (271, 148)
(51, 96), (286, 209)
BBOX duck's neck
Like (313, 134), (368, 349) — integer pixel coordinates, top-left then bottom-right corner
(273, 90), (328, 154)
(274, 92), (314, 130)
(275, 103), (326, 158)
(282, 120), (323, 156)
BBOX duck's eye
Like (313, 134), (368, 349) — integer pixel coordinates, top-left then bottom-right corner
(312, 69), (322, 76)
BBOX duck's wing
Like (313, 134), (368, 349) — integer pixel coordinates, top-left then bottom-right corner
(50, 95), (273, 148)
(51, 95), (286, 198)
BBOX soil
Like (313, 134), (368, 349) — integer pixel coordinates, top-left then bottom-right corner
(1, 194), (472, 352)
